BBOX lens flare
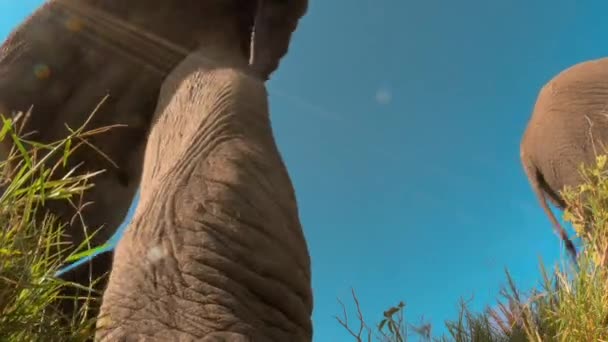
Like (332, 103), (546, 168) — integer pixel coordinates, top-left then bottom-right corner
(33, 64), (50, 79)
(65, 17), (83, 32)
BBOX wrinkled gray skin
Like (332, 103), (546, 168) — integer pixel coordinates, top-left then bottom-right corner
(0, 0), (306, 321)
(96, 14), (312, 342)
(520, 57), (608, 262)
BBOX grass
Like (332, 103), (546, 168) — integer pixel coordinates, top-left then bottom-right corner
(338, 154), (608, 341)
(0, 107), (115, 341)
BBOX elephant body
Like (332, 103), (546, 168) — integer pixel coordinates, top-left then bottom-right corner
(520, 57), (608, 260)
(97, 38), (312, 340)
(0, 0), (258, 259)
(0, 0), (307, 320)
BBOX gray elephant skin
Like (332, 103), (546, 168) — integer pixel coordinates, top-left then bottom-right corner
(520, 57), (608, 261)
(96, 9), (312, 342)
(0, 0), (307, 322)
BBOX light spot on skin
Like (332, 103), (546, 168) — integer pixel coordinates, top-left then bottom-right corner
(549, 82), (559, 96)
(146, 245), (166, 263)
(96, 314), (112, 330)
(33, 64), (50, 80)
(375, 88), (392, 105)
(65, 17), (83, 32)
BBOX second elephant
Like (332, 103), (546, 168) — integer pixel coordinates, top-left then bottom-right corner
(520, 57), (608, 261)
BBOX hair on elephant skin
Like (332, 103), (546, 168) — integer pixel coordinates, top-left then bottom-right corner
(96, 33), (312, 341)
(0, 0), (307, 323)
(520, 57), (608, 263)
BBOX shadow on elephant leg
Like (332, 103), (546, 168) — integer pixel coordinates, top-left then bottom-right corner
(55, 249), (114, 333)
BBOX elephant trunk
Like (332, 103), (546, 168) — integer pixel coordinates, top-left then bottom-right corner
(97, 47), (313, 341)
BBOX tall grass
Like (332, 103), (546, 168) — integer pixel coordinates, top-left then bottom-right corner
(339, 155), (608, 341)
(0, 108), (115, 341)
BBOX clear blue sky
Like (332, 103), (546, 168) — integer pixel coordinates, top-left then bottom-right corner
(2, 1), (606, 340)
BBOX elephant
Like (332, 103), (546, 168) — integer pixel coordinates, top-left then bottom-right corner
(0, 0), (307, 321)
(519, 57), (608, 263)
(95, 3), (312, 341)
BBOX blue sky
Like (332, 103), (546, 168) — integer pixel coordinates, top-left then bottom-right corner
(2, 1), (607, 340)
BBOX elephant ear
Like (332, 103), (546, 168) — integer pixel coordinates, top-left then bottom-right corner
(249, 0), (308, 80)
(521, 151), (578, 263)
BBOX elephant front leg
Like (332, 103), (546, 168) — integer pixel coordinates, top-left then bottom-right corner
(97, 64), (313, 341)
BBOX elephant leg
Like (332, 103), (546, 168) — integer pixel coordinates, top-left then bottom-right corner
(249, 0), (308, 80)
(97, 47), (313, 341)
